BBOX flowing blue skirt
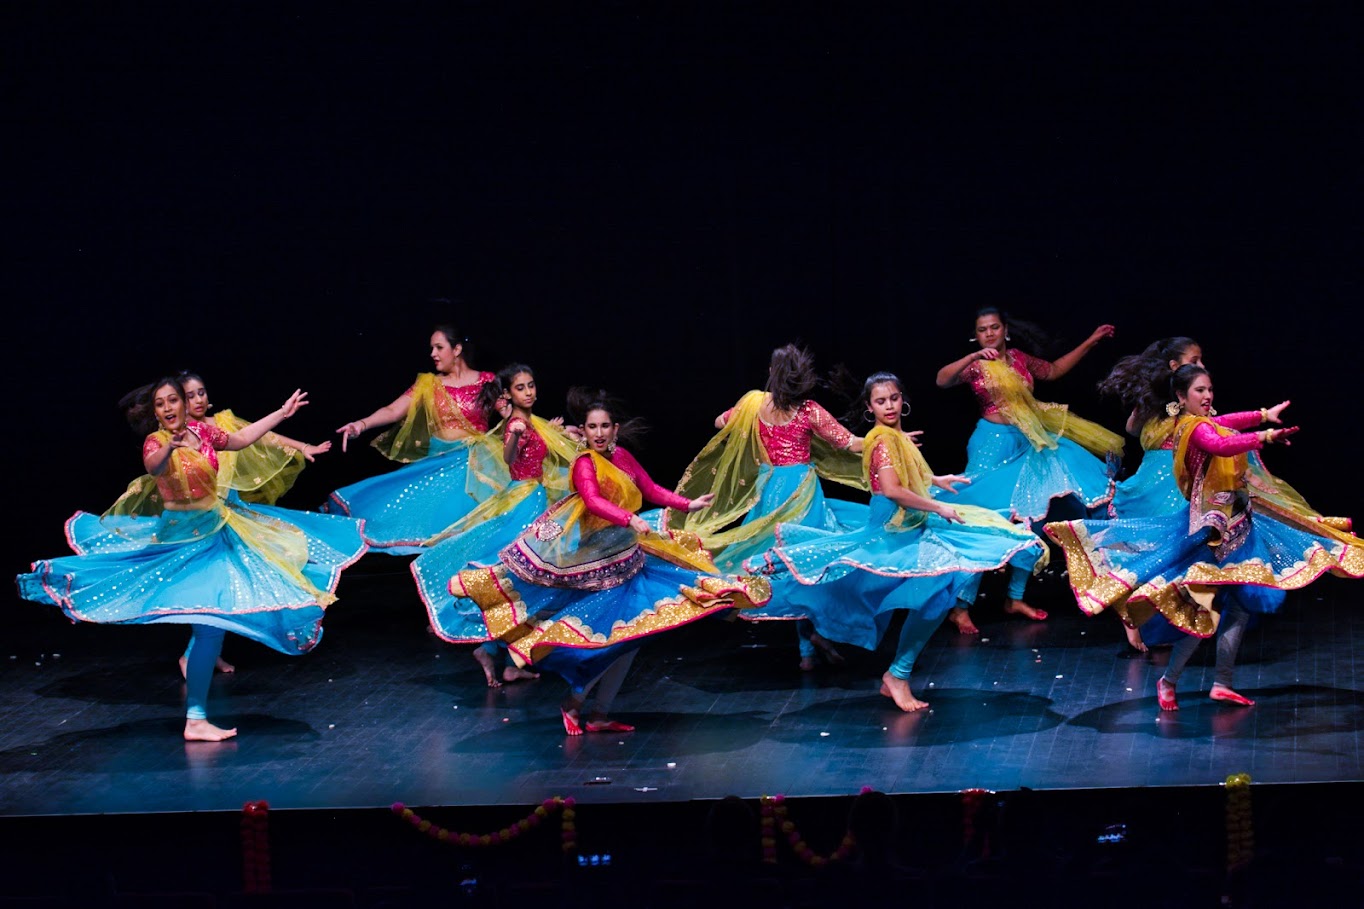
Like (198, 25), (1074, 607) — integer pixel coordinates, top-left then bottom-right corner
(325, 436), (493, 554)
(18, 497), (367, 655)
(492, 556), (738, 690)
(641, 464), (868, 621)
(411, 480), (549, 643)
(1042, 507), (1354, 638)
(756, 496), (1046, 651)
(1112, 449), (1185, 518)
(935, 420), (1116, 523)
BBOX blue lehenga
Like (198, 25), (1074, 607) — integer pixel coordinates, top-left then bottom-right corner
(410, 416), (577, 643)
(324, 373), (509, 554)
(18, 424), (367, 656)
(1045, 413), (1364, 639)
(450, 448), (771, 689)
(936, 350), (1123, 523)
(753, 425), (1048, 653)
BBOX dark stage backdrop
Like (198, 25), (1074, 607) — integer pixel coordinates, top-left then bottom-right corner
(6, 7), (1360, 584)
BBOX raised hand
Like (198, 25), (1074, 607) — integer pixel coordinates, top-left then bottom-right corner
(1088, 324), (1117, 345)
(277, 390), (308, 419)
(336, 421), (366, 453)
(1264, 400), (1291, 424)
(905, 429), (925, 447)
(302, 441), (332, 462)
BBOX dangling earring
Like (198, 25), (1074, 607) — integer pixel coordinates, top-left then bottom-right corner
(1165, 401), (1182, 417)
(900, 403), (911, 416)
(606, 440), (617, 454)
(1207, 406), (1218, 416)
(1005, 333), (1011, 341)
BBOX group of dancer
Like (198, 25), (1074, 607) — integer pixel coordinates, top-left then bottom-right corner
(18, 312), (1364, 741)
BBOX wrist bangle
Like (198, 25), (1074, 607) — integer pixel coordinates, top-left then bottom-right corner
(1260, 429), (1271, 444)
(358, 420), (367, 432)
(1259, 407), (1269, 423)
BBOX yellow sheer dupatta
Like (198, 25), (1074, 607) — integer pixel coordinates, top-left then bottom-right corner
(369, 372), (509, 500)
(425, 415), (581, 547)
(211, 410), (304, 504)
(664, 390), (866, 550)
(980, 359), (1125, 460)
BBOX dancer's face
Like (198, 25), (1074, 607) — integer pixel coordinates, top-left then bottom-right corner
(181, 377), (210, 420)
(1178, 374), (1215, 417)
(582, 408), (618, 454)
(506, 372), (537, 411)
(430, 331), (463, 375)
(153, 383), (187, 431)
(1170, 344), (1203, 371)
(974, 315), (1006, 352)
(868, 382), (904, 429)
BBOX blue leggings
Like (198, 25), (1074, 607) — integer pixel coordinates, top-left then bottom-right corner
(183, 625), (226, 721)
(889, 565), (1029, 680)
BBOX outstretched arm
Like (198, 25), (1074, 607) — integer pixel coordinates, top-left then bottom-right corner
(224, 391), (308, 451)
(1044, 324), (1115, 381)
(262, 431), (331, 462)
(336, 391), (412, 452)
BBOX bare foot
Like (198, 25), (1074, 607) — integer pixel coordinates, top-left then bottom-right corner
(502, 665), (539, 683)
(1156, 677), (1179, 711)
(1209, 683), (1255, 707)
(809, 633), (845, 665)
(1004, 599), (1048, 621)
(1123, 624), (1147, 652)
(184, 719), (237, 742)
(879, 671), (929, 712)
(799, 656), (817, 672)
(473, 649), (502, 688)
(179, 655), (237, 678)
(948, 606), (980, 635)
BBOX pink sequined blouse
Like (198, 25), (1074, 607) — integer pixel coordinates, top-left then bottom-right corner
(1187, 412), (1265, 459)
(867, 441), (895, 495)
(406, 372), (496, 433)
(572, 448), (692, 527)
(959, 349), (1054, 417)
(506, 418), (549, 482)
(141, 419), (230, 504)
(719, 399), (855, 466)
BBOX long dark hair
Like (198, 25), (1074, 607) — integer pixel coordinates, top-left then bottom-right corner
(973, 306), (1053, 356)
(476, 362), (535, 425)
(566, 386), (649, 449)
(432, 323), (476, 369)
(1099, 336), (1200, 428)
(764, 343), (818, 412)
(118, 383), (157, 436)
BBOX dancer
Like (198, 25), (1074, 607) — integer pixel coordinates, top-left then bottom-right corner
(450, 387), (771, 734)
(18, 377), (367, 741)
(656, 343), (869, 670)
(328, 325), (508, 553)
(756, 372), (1048, 711)
(1046, 364), (1364, 710)
(108, 372), (341, 675)
(934, 308), (1124, 633)
(410, 363), (579, 687)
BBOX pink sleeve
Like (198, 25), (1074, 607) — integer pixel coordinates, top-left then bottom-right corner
(1016, 350), (1054, 381)
(717, 407), (735, 427)
(142, 434), (163, 460)
(613, 448), (692, 511)
(1214, 411), (1263, 432)
(869, 441), (893, 477)
(572, 455), (636, 527)
(200, 421), (231, 451)
(1190, 422), (1262, 456)
(806, 401), (854, 448)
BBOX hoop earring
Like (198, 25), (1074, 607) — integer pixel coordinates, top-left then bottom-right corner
(1005, 333), (1011, 341)
(900, 403), (910, 416)
(863, 409), (875, 423)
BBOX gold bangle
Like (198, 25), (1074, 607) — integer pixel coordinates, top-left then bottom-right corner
(1259, 407), (1269, 423)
